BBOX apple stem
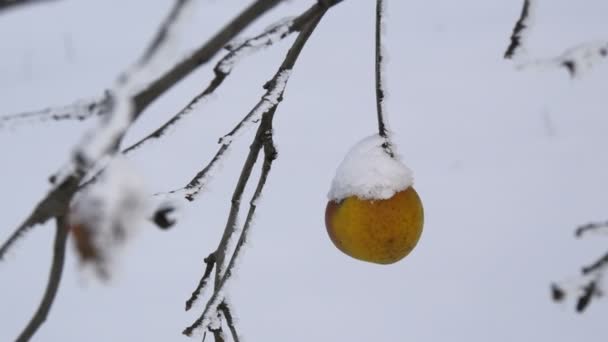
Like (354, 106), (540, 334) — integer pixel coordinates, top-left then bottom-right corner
(375, 0), (394, 158)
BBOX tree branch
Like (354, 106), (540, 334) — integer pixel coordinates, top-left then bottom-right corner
(15, 216), (69, 342)
(0, 94), (109, 130)
(131, 0), (284, 118)
(124, 11), (305, 154)
(163, 2), (334, 201)
(183, 7), (328, 336)
(218, 301), (240, 342)
(185, 252), (217, 311)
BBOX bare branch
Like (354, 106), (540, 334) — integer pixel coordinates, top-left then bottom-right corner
(15, 216), (69, 342)
(183, 8), (328, 336)
(374, 0), (393, 157)
(504, 0), (533, 59)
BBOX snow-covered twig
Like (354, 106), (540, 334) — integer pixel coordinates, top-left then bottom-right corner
(168, 70), (290, 201)
(183, 108), (278, 337)
(218, 300), (240, 342)
(504, 0), (535, 59)
(374, 0), (393, 157)
(124, 15), (298, 154)
(0, 94), (109, 131)
(182, 0), (343, 326)
(185, 252), (217, 311)
(183, 7), (328, 336)
(71, 0), (195, 171)
(15, 216), (68, 342)
(130, 0), (284, 117)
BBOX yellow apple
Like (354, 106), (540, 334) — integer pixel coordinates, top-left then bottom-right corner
(325, 186), (424, 264)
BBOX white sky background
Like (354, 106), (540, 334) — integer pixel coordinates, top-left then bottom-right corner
(1, 0), (608, 341)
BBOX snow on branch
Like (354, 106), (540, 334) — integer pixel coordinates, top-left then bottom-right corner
(71, 0), (196, 171)
(0, 94), (109, 131)
(183, 7), (328, 337)
(124, 15), (298, 154)
(183, 107), (279, 337)
(518, 41), (608, 78)
(504, 0), (536, 59)
(167, 70), (290, 202)
(218, 300), (240, 342)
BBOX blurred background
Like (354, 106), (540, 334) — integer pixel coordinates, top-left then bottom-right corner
(1, 0), (608, 341)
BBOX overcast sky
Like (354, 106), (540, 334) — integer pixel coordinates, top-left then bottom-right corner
(2, 0), (608, 341)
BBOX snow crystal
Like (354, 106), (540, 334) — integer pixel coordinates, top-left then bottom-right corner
(328, 135), (414, 201)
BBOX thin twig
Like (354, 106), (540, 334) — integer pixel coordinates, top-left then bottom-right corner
(186, 253), (217, 311)
(504, 0), (532, 59)
(183, 8), (327, 336)
(0, 94), (109, 130)
(183, 111), (271, 337)
(218, 301), (240, 342)
(173, 70), (289, 201)
(15, 216), (69, 342)
(131, 0), (284, 117)
(124, 13), (303, 154)
(374, 0), (393, 157)
(165, 1), (333, 201)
